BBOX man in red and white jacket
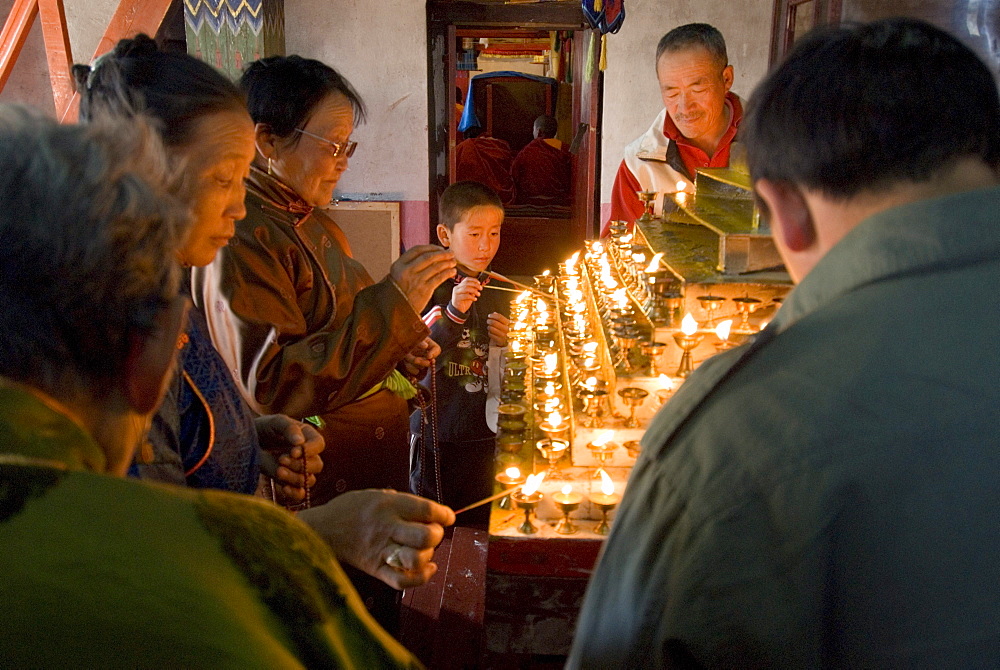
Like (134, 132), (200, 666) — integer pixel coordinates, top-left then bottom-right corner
(604, 23), (743, 235)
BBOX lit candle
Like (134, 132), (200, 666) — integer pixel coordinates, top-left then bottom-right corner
(522, 472), (545, 496)
(644, 252), (665, 274)
(543, 352), (558, 375)
(545, 410), (565, 429)
(681, 312), (699, 336)
(553, 484), (583, 506)
(715, 319), (733, 342)
(505, 467), (520, 479)
(590, 470), (620, 506)
(590, 430), (615, 447)
(657, 374), (674, 391)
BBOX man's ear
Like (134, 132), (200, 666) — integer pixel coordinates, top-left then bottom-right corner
(722, 64), (734, 92)
(436, 223), (451, 247)
(755, 179), (816, 252)
(123, 297), (189, 415)
(254, 122), (278, 160)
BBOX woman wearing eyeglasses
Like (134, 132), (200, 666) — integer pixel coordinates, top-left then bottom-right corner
(194, 55), (455, 630)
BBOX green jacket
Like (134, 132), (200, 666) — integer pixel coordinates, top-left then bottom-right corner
(0, 385), (419, 668)
(570, 186), (1000, 668)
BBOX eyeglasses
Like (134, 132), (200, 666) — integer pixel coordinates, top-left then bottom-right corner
(294, 128), (358, 158)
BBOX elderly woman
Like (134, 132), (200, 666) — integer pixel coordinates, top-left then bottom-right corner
(195, 58), (455, 505)
(72, 35), (452, 597)
(75, 35), (323, 501)
(0, 108), (426, 667)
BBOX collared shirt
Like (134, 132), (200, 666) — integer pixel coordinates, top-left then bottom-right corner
(571, 185), (1000, 668)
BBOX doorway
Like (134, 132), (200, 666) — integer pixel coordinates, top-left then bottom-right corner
(427, 1), (602, 276)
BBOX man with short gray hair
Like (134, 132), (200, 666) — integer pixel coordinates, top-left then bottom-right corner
(604, 23), (741, 234)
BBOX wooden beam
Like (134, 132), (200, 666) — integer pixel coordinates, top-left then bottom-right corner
(59, 0), (174, 122)
(0, 0), (39, 93)
(429, 1), (585, 29)
(37, 0), (73, 119)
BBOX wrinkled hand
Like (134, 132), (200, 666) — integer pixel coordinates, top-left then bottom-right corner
(487, 311), (509, 347)
(450, 276), (482, 314)
(401, 337), (440, 378)
(298, 490), (456, 590)
(255, 415), (324, 503)
(390, 245), (456, 313)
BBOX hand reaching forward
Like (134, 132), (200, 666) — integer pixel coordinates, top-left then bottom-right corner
(389, 245), (456, 313)
(298, 490), (456, 590)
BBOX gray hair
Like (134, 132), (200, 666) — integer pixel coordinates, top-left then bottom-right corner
(655, 23), (728, 70)
(0, 106), (191, 401)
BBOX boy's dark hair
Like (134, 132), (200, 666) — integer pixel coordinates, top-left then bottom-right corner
(743, 18), (1000, 200)
(655, 23), (728, 70)
(73, 34), (245, 148)
(439, 181), (503, 229)
(240, 55), (366, 146)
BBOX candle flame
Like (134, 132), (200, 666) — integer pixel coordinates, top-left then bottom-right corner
(522, 472), (545, 496)
(658, 374), (674, 390)
(561, 484), (573, 496)
(592, 430), (615, 447)
(542, 269), (551, 277)
(715, 319), (733, 341)
(505, 466), (520, 479)
(543, 381), (556, 396)
(510, 339), (522, 353)
(681, 312), (698, 336)
(621, 233), (633, 245)
(583, 341), (598, 354)
(675, 191), (688, 206)
(631, 252), (646, 265)
(645, 252), (665, 273)
(547, 410), (564, 428)
(535, 298), (548, 313)
(543, 352), (558, 373)
(676, 180), (687, 192)
(759, 320), (769, 332)
(585, 376), (598, 387)
(599, 470), (615, 496)
(592, 241), (604, 254)
(516, 290), (531, 303)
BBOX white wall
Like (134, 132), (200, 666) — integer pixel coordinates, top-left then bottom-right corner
(600, 0), (773, 203)
(285, 0), (429, 203)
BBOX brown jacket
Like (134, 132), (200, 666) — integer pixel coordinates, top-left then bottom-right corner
(193, 167), (427, 500)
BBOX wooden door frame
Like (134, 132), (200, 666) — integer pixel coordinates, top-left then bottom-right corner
(769, 0), (842, 65)
(427, 0), (600, 241)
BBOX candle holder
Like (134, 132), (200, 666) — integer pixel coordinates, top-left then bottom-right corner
(615, 327), (640, 373)
(497, 403), (527, 433)
(617, 387), (649, 429)
(672, 331), (705, 378)
(587, 439), (619, 477)
(536, 438), (569, 478)
(590, 492), (620, 535)
(511, 489), (543, 535)
(579, 386), (609, 428)
(534, 273), (555, 292)
(697, 295), (726, 321)
(655, 388), (673, 408)
(552, 487), (583, 535)
(496, 469), (526, 510)
(639, 340), (667, 376)
(496, 433), (525, 454)
(733, 297), (763, 332)
(623, 440), (642, 459)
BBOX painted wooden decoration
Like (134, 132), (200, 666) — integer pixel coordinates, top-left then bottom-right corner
(184, 0), (284, 79)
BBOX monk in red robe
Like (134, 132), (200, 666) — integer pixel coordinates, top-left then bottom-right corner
(510, 115), (573, 206)
(455, 126), (516, 205)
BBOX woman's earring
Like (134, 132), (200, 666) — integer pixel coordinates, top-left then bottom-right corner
(267, 157), (273, 176)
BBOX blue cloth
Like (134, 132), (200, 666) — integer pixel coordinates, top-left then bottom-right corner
(133, 281), (260, 495)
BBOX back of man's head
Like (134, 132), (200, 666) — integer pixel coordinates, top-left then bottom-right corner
(743, 18), (1000, 199)
(533, 115), (558, 139)
(655, 23), (728, 70)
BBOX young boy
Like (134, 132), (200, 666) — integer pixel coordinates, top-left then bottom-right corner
(410, 181), (510, 527)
